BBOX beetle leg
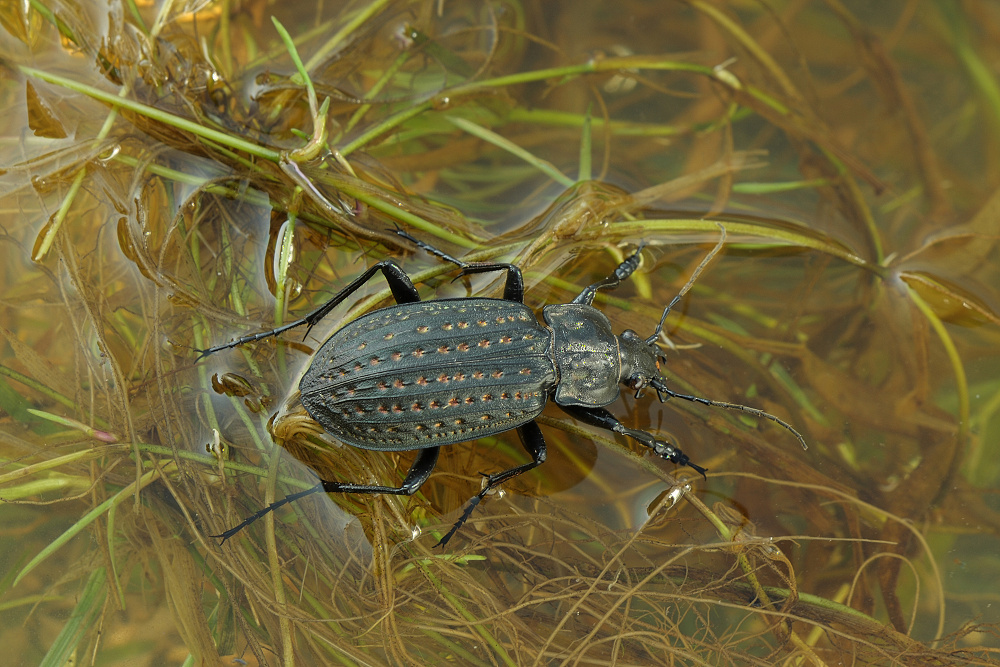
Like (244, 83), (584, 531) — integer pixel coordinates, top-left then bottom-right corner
(558, 405), (707, 478)
(197, 259), (420, 358)
(395, 229), (526, 302)
(571, 243), (645, 305)
(435, 420), (547, 547)
(212, 446), (441, 545)
(394, 228), (467, 266)
(455, 263), (525, 302)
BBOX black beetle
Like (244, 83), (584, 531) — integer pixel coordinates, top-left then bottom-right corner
(201, 230), (805, 546)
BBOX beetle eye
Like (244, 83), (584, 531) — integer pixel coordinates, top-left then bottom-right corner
(626, 375), (648, 389)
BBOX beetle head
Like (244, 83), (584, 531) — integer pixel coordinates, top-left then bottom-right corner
(618, 329), (664, 398)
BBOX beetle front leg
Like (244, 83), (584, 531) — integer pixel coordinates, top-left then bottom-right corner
(197, 259), (421, 358)
(213, 446), (440, 544)
(558, 405), (707, 478)
(435, 420), (547, 547)
(572, 243), (645, 305)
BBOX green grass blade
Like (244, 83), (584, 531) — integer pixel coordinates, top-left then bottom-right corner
(578, 105), (592, 182)
(446, 115), (574, 187)
(39, 567), (107, 667)
(19, 66), (281, 162)
(13, 467), (161, 587)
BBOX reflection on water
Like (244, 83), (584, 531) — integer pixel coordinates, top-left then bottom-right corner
(1, 0), (999, 664)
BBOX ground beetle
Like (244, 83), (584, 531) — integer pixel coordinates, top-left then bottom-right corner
(201, 229), (806, 546)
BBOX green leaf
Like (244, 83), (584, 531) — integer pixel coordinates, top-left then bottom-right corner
(39, 567), (107, 667)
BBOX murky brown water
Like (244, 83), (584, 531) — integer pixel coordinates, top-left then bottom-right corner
(2, 1), (999, 664)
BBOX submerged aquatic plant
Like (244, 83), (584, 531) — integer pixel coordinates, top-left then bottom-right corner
(1, 1), (999, 665)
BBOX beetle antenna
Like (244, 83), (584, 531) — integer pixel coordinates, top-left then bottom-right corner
(646, 223), (727, 345)
(649, 377), (807, 450)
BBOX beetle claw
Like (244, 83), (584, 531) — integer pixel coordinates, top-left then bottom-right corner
(685, 459), (708, 479)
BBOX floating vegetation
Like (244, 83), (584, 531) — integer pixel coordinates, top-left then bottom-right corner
(1, 1), (999, 665)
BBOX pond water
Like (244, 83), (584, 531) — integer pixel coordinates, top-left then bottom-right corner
(1, 1), (999, 664)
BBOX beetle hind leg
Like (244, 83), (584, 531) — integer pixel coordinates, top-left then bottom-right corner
(213, 446), (440, 544)
(435, 421), (547, 547)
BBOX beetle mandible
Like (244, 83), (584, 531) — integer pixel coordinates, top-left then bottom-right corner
(201, 229), (806, 547)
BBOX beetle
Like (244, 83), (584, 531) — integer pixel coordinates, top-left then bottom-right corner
(201, 229), (806, 546)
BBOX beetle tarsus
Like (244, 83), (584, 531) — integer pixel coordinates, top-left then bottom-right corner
(655, 441), (708, 479)
(571, 242), (646, 306)
(212, 482), (326, 545)
(435, 495), (483, 548)
(215, 448), (440, 545)
(433, 421), (546, 546)
(394, 228), (468, 267)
